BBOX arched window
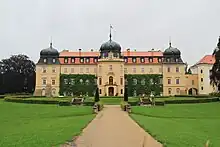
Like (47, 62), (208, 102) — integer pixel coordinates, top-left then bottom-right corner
(109, 76), (113, 85)
(141, 79), (145, 85)
(133, 78), (137, 85)
(168, 88), (172, 95)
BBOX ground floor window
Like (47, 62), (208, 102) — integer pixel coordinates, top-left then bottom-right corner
(121, 89), (123, 94)
(99, 89), (102, 94)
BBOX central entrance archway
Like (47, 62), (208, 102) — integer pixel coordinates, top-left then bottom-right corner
(108, 87), (114, 96)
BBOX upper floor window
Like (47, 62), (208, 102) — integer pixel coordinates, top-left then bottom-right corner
(201, 86), (204, 90)
(42, 79), (46, 85)
(124, 58), (128, 63)
(158, 58), (162, 62)
(149, 58), (153, 62)
(71, 58), (75, 63)
(52, 58), (56, 63)
(86, 58), (90, 63)
(176, 79), (180, 84)
(175, 58), (179, 62)
(64, 68), (68, 73)
(42, 67), (46, 73)
(192, 80), (194, 85)
(52, 79), (56, 85)
(94, 58), (97, 63)
(176, 67), (179, 72)
(124, 68), (127, 73)
(133, 68), (136, 73)
(132, 58), (136, 63)
(52, 67), (56, 73)
(109, 76), (113, 85)
(80, 58), (84, 63)
(201, 69), (203, 73)
(140, 58), (145, 63)
(64, 58), (68, 63)
(149, 68), (153, 73)
(120, 78), (123, 85)
(167, 67), (171, 72)
(201, 78), (203, 82)
(141, 68), (144, 73)
(71, 68), (74, 73)
(43, 58), (47, 63)
(168, 79), (171, 84)
(99, 77), (102, 85)
(86, 68), (89, 73)
(109, 65), (113, 71)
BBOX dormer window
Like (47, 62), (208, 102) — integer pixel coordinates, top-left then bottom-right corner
(149, 58), (153, 62)
(124, 58), (128, 63)
(158, 58), (162, 62)
(43, 58), (47, 63)
(80, 58), (84, 63)
(64, 58), (68, 63)
(71, 58), (75, 63)
(176, 58), (179, 62)
(167, 58), (170, 62)
(132, 58), (136, 63)
(140, 57), (145, 63)
(52, 58), (56, 63)
(94, 58), (97, 63)
(86, 58), (90, 63)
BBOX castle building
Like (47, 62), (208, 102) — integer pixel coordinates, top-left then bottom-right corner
(34, 31), (217, 97)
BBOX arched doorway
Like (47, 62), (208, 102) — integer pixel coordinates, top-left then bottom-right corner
(188, 88), (198, 95)
(109, 76), (113, 85)
(108, 87), (114, 96)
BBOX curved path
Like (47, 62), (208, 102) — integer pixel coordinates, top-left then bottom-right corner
(74, 105), (163, 147)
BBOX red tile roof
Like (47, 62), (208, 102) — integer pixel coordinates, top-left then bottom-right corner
(59, 50), (163, 64)
(192, 55), (215, 67)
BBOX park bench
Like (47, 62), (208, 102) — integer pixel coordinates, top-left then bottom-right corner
(71, 98), (84, 105)
(139, 97), (153, 106)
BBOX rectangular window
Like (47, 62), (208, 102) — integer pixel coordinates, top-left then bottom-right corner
(52, 79), (55, 85)
(99, 89), (102, 94)
(93, 58), (97, 63)
(120, 78), (123, 85)
(52, 67), (56, 73)
(99, 78), (102, 85)
(42, 67), (46, 73)
(140, 58), (145, 63)
(149, 58), (153, 62)
(141, 68), (144, 73)
(149, 68), (153, 73)
(121, 89), (123, 94)
(133, 68), (136, 73)
(64, 68), (67, 73)
(158, 58), (162, 62)
(167, 67), (170, 72)
(176, 67), (179, 72)
(80, 68), (83, 73)
(42, 79), (46, 85)
(86, 68), (89, 73)
(71, 68), (74, 73)
(124, 68), (127, 73)
(124, 58), (128, 63)
(64, 58), (68, 63)
(176, 79), (180, 84)
(109, 65), (113, 71)
(168, 79), (171, 84)
(192, 80), (194, 85)
(201, 78), (203, 82)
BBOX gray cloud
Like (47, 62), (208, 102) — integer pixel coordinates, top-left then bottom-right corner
(0, 0), (219, 65)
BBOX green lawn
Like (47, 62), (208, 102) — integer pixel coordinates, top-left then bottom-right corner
(131, 103), (220, 147)
(0, 100), (95, 147)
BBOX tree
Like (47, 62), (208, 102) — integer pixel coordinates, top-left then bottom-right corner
(210, 37), (220, 91)
(94, 87), (100, 102)
(0, 54), (36, 94)
(124, 86), (128, 101)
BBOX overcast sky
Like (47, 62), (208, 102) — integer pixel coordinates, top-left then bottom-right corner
(0, 0), (219, 65)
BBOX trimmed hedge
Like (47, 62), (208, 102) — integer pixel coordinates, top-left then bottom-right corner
(174, 95), (214, 98)
(164, 98), (219, 104)
(100, 96), (123, 98)
(4, 98), (60, 104)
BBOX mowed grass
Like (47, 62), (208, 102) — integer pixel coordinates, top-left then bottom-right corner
(131, 103), (220, 147)
(0, 100), (95, 147)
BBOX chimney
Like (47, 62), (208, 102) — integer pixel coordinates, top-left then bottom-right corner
(62, 49), (69, 52)
(127, 48), (130, 56)
(91, 49), (93, 52)
(79, 48), (82, 56)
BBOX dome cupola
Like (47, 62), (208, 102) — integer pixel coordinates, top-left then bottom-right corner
(40, 43), (59, 57)
(163, 42), (181, 57)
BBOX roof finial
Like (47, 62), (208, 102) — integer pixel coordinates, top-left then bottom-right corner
(109, 24), (113, 41)
(169, 36), (172, 47)
(50, 36), (52, 48)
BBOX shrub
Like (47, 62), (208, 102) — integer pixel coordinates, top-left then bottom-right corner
(121, 101), (129, 111)
(95, 101), (103, 111)
(94, 88), (100, 102)
(164, 98), (219, 104)
(58, 100), (71, 106)
(4, 97), (59, 104)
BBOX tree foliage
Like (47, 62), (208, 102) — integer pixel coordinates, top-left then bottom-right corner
(94, 87), (100, 102)
(0, 54), (35, 94)
(124, 86), (128, 101)
(210, 37), (220, 91)
(126, 74), (163, 96)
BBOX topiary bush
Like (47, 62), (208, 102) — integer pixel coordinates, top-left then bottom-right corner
(94, 87), (100, 102)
